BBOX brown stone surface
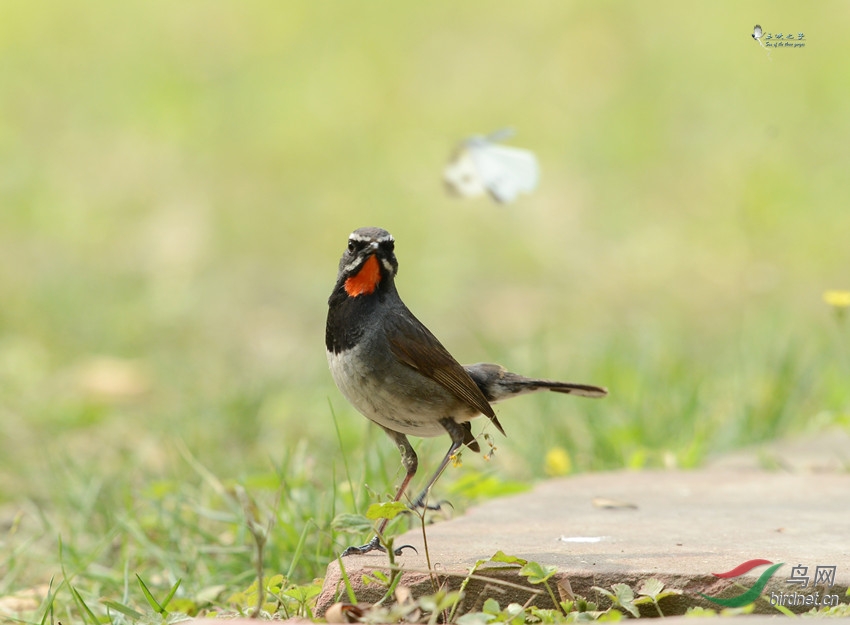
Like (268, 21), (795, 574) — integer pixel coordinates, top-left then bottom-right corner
(318, 467), (850, 617)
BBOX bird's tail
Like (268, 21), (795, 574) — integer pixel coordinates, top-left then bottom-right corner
(464, 362), (607, 403)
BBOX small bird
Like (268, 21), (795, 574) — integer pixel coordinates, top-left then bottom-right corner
(326, 227), (607, 555)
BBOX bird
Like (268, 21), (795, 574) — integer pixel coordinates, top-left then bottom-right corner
(325, 227), (607, 555)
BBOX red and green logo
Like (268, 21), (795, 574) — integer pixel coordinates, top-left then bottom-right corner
(701, 559), (784, 607)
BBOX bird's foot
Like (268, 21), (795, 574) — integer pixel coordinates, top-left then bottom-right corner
(341, 536), (418, 557)
(411, 497), (454, 514)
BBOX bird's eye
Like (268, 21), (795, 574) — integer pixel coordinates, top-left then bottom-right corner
(385, 241), (395, 253)
(347, 240), (356, 253)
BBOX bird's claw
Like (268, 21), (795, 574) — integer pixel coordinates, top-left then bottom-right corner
(394, 543), (418, 555)
(411, 497), (453, 513)
(341, 536), (417, 557)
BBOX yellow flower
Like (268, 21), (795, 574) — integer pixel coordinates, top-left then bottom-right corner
(823, 290), (850, 308)
(544, 447), (572, 476)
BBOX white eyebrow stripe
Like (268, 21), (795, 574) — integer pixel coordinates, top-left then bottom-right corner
(349, 232), (394, 244)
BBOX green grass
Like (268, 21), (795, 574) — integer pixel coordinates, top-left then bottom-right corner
(1, 1), (849, 621)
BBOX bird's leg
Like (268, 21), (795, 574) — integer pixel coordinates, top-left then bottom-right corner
(410, 418), (465, 510)
(341, 428), (419, 556)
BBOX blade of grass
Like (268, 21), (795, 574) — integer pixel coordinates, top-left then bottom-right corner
(329, 399), (358, 513)
(37, 575), (59, 625)
(102, 600), (145, 620)
(285, 520), (313, 581)
(337, 556), (358, 605)
(136, 574), (165, 615)
(70, 585), (99, 625)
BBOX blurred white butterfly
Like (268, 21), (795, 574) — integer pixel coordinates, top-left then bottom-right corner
(443, 129), (539, 204)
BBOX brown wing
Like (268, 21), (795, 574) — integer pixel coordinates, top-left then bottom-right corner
(387, 307), (505, 436)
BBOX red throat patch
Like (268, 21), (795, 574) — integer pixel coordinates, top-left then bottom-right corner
(344, 254), (381, 297)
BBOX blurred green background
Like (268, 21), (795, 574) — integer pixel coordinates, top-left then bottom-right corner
(1, 0), (849, 618)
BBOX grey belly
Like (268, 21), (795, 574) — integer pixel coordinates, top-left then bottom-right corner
(327, 348), (479, 437)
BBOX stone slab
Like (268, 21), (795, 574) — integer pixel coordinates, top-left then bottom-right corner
(318, 468), (850, 617)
